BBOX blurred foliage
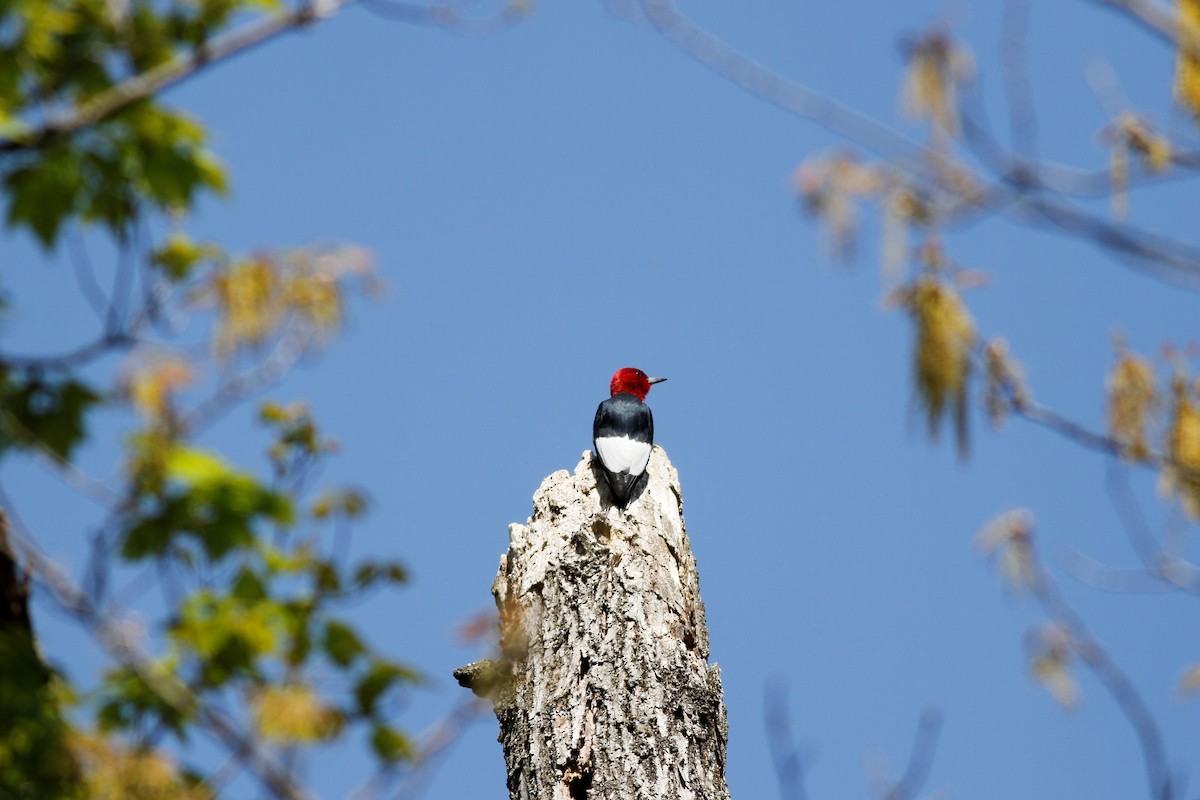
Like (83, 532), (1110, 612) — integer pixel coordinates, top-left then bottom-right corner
(900, 31), (973, 140)
(0, 369), (101, 461)
(0, 0), (410, 796)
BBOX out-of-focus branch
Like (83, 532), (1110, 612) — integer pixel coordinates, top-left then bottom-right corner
(1012, 193), (1200, 292)
(1092, 0), (1200, 56)
(634, 0), (1200, 293)
(634, 0), (930, 172)
(180, 323), (316, 435)
(0, 332), (137, 371)
(387, 698), (487, 800)
(1105, 464), (1200, 594)
(1024, 526), (1173, 800)
(880, 708), (943, 800)
(763, 679), (808, 800)
(1001, 0), (1039, 161)
(0, 0), (357, 154)
(361, 0), (530, 37)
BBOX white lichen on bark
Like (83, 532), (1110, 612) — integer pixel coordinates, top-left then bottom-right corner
(456, 447), (729, 800)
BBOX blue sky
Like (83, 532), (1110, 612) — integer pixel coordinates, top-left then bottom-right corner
(5, 1), (1200, 798)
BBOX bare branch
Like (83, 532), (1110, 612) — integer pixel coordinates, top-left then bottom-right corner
(880, 708), (943, 800)
(1092, 0), (1200, 55)
(1026, 526), (1173, 800)
(180, 322), (317, 435)
(387, 698), (487, 800)
(635, 0), (1200, 293)
(763, 678), (808, 800)
(1001, 0), (1039, 161)
(633, 0), (930, 172)
(0, 331), (137, 371)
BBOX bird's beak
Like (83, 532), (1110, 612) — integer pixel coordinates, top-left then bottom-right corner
(648, 376), (667, 385)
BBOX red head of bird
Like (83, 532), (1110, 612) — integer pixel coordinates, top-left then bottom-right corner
(609, 367), (667, 402)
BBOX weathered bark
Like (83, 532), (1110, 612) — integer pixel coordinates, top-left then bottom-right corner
(456, 448), (729, 800)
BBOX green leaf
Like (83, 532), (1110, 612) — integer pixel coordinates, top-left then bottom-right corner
(322, 620), (365, 667)
(121, 446), (293, 561)
(96, 662), (194, 737)
(0, 372), (101, 461)
(3, 145), (84, 247)
(151, 233), (210, 281)
(354, 660), (419, 716)
(369, 724), (413, 765)
(353, 560), (409, 589)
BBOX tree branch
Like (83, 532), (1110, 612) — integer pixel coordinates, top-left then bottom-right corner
(1026, 529), (1173, 800)
(0, 0), (357, 154)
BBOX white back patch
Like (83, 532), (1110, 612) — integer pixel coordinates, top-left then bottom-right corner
(595, 436), (652, 476)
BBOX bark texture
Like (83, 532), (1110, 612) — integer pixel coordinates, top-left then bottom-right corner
(456, 447), (729, 800)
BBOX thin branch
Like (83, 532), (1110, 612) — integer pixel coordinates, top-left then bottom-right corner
(67, 232), (112, 322)
(1027, 532), (1173, 800)
(635, 0), (1200, 293)
(386, 698), (487, 800)
(0, 331), (137, 370)
(179, 323), (316, 435)
(1015, 190), (1200, 292)
(1001, 0), (1039, 162)
(0, 0), (357, 154)
(1092, 0), (1200, 56)
(1105, 463), (1200, 594)
(881, 708), (943, 800)
(1057, 546), (1179, 593)
(634, 0), (931, 173)
(763, 678), (808, 800)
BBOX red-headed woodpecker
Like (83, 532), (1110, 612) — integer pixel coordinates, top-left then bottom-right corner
(593, 367), (666, 508)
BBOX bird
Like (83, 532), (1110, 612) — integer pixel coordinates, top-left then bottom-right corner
(592, 367), (666, 507)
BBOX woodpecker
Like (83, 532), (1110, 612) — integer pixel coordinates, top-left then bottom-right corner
(592, 367), (666, 508)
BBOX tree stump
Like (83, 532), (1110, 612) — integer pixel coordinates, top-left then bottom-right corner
(456, 448), (729, 800)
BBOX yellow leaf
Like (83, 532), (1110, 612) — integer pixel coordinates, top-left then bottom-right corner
(252, 684), (344, 744)
(903, 277), (977, 456)
(124, 353), (194, 425)
(73, 732), (209, 800)
(1175, 0), (1200, 116)
(209, 257), (283, 357)
(1162, 373), (1200, 517)
(1107, 347), (1158, 461)
(164, 446), (233, 488)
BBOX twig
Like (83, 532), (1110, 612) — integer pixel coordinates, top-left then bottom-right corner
(180, 323), (316, 435)
(763, 678), (808, 800)
(635, 0), (1200, 293)
(882, 708), (943, 800)
(1092, 0), (1200, 57)
(0, 331), (137, 370)
(1026, 527), (1173, 800)
(1105, 463), (1200, 594)
(1001, 0), (1039, 161)
(67, 232), (112, 322)
(634, 0), (930, 173)
(386, 698), (487, 800)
